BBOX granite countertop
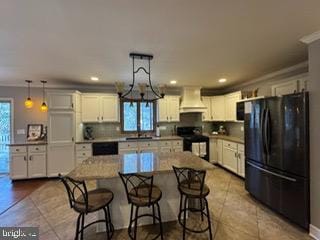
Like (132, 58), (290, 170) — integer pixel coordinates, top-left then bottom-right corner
(204, 134), (244, 144)
(68, 151), (215, 180)
(75, 135), (183, 144)
(7, 141), (47, 146)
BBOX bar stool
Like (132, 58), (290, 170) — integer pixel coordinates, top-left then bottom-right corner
(118, 172), (163, 240)
(172, 166), (213, 240)
(59, 174), (114, 240)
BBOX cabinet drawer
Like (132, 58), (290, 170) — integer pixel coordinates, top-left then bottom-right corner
(238, 144), (244, 152)
(223, 140), (237, 150)
(159, 141), (172, 147)
(172, 147), (183, 152)
(119, 142), (138, 149)
(76, 156), (88, 165)
(10, 146), (27, 154)
(172, 140), (182, 147)
(76, 144), (92, 151)
(139, 141), (158, 148)
(28, 145), (46, 153)
(76, 151), (92, 158)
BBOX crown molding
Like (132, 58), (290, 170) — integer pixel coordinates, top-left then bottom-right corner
(301, 31), (320, 44)
(223, 61), (308, 91)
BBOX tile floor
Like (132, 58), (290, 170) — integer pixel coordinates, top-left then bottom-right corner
(0, 167), (312, 240)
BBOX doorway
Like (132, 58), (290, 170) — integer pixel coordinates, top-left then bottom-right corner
(0, 99), (13, 175)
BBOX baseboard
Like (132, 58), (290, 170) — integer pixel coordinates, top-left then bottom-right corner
(310, 224), (320, 240)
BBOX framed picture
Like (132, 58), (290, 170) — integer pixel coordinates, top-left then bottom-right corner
(27, 124), (43, 141)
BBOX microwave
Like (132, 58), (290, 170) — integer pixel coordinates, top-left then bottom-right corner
(236, 101), (245, 121)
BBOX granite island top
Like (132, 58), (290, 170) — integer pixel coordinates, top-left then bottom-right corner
(68, 151), (215, 180)
(7, 141), (47, 146)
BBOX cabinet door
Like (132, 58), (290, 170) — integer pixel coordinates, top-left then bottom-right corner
(238, 149), (245, 178)
(168, 96), (180, 122)
(159, 147), (171, 153)
(172, 147), (183, 153)
(209, 139), (218, 163)
(211, 96), (225, 121)
(217, 140), (223, 165)
(272, 80), (298, 96)
(28, 153), (46, 178)
(10, 154), (28, 179)
(202, 97), (212, 122)
(157, 98), (168, 122)
(47, 144), (75, 177)
(101, 95), (119, 122)
(81, 95), (101, 122)
(223, 146), (238, 173)
(298, 78), (308, 92)
(224, 92), (241, 121)
(119, 149), (138, 155)
(48, 92), (74, 110)
(48, 112), (74, 144)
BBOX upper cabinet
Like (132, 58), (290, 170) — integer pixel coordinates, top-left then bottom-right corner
(47, 91), (80, 111)
(81, 94), (119, 123)
(211, 96), (226, 121)
(224, 91), (241, 121)
(201, 97), (212, 121)
(271, 75), (308, 96)
(157, 96), (180, 122)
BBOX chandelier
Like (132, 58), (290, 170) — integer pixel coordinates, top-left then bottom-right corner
(115, 53), (165, 102)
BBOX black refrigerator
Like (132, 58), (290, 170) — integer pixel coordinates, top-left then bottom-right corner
(244, 92), (309, 229)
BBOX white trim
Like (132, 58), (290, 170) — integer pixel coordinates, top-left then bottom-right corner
(0, 98), (14, 143)
(310, 224), (320, 240)
(301, 31), (320, 44)
(224, 61), (308, 91)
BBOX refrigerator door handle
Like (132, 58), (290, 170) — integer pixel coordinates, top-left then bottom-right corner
(263, 109), (270, 156)
(247, 161), (297, 182)
(261, 108), (267, 155)
(266, 108), (271, 154)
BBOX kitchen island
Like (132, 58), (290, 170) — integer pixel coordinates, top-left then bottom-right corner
(68, 151), (215, 230)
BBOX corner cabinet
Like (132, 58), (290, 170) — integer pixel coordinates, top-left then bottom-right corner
(271, 75), (308, 96)
(157, 96), (180, 122)
(81, 94), (119, 123)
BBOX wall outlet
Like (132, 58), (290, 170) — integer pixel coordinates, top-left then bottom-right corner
(17, 129), (26, 135)
(240, 126), (244, 132)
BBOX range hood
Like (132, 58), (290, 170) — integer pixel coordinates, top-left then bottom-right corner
(180, 86), (207, 113)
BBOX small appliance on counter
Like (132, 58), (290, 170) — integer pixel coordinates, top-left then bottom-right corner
(211, 124), (227, 135)
(84, 126), (94, 140)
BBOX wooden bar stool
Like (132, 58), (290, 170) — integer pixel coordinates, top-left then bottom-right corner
(59, 174), (114, 240)
(172, 166), (213, 240)
(118, 172), (163, 240)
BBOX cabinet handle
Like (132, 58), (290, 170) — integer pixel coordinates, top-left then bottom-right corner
(97, 116), (99, 121)
(29, 156), (32, 161)
(72, 137), (74, 142)
(35, 147), (39, 150)
(234, 152), (237, 157)
(167, 116), (169, 120)
(24, 156), (27, 161)
(101, 116), (104, 120)
(71, 103), (74, 109)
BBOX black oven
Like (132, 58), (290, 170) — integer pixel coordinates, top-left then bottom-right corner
(236, 101), (245, 121)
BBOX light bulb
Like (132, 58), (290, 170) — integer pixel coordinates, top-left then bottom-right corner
(24, 98), (33, 108)
(40, 102), (48, 112)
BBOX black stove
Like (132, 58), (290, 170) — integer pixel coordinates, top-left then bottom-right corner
(177, 127), (209, 161)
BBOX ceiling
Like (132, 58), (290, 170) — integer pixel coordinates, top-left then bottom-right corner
(0, 0), (320, 89)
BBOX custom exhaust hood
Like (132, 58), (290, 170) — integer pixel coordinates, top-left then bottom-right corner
(180, 86), (207, 113)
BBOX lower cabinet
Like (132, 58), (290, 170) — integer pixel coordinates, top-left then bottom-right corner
(10, 145), (47, 180)
(237, 144), (245, 178)
(118, 140), (183, 154)
(75, 143), (92, 165)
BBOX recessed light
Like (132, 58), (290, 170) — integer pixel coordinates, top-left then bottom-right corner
(90, 76), (99, 81)
(218, 78), (227, 83)
(170, 80), (177, 85)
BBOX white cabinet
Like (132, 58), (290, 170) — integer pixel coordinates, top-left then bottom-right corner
(47, 144), (74, 177)
(75, 144), (92, 165)
(209, 138), (217, 163)
(118, 140), (183, 154)
(47, 91), (79, 111)
(237, 144), (245, 178)
(217, 139), (223, 165)
(10, 145), (46, 180)
(224, 92), (241, 121)
(48, 112), (74, 144)
(201, 97), (212, 122)
(211, 96), (225, 121)
(157, 96), (180, 122)
(81, 94), (119, 123)
(222, 141), (238, 173)
(272, 75), (308, 96)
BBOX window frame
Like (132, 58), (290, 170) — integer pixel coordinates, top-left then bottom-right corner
(120, 99), (156, 133)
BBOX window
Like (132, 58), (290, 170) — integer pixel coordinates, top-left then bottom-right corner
(121, 100), (155, 132)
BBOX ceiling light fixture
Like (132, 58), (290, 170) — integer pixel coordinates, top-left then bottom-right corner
(91, 76), (99, 81)
(218, 78), (227, 83)
(40, 80), (48, 112)
(170, 80), (177, 85)
(24, 80), (33, 109)
(115, 53), (165, 103)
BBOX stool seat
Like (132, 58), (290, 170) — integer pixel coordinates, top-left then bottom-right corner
(75, 188), (114, 213)
(129, 184), (162, 206)
(179, 181), (210, 198)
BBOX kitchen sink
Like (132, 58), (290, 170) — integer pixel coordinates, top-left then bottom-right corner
(125, 136), (153, 140)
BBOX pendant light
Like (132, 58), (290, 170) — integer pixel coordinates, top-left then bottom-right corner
(24, 80), (33, 108)
(40, 80), (48, 112)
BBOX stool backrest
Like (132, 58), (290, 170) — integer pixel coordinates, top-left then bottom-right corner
(59, 174), (89, 212)
(118, 172), (154, 205)
(172, 166), (206, 196)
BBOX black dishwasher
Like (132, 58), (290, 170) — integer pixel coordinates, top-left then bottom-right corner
(92, 142), (118, 156)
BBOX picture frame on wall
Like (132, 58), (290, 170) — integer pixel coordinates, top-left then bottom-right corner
(27, 124), (43, 141)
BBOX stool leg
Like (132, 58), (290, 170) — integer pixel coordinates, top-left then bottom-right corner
(205, 198), (213, 240)
(156, 202), (164, 240)
(128, 204), (134, 235)
(107, 205), (113, 236)
(152, 204), (156, 225)
(80, 213), (85, 240)
(200, 198), (204, 221)
(103, 207), (111, 240)
(183, 196), (188, 240)
(75, 213), (82, 240)
(179, 194), (183, 223)
(133, 206), (139, 240)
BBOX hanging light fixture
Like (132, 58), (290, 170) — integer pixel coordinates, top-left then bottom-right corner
(24, 80), (34, 109)
(115, 53), (166, 102)
(40, 80), (48, 112)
